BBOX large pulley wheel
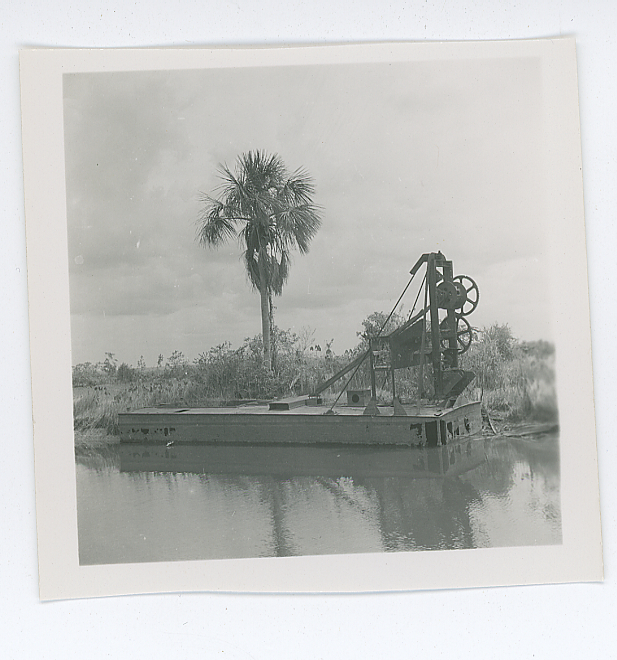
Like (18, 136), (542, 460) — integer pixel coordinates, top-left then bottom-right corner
(452, 275), (479, 316)
(440, 316), (473, 354)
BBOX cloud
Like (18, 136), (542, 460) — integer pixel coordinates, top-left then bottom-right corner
(64, 57), (550, 365)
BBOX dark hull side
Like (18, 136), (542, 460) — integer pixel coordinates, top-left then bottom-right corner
(118, 401), (482, 447)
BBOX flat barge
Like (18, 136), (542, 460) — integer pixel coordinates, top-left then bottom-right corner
(118, 400), (482, 447)
(119, 252), (484, 448)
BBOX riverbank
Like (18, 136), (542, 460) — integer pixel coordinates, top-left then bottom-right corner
(74, 419), (558, 452)
(74, 428), (120, 455)
(72, 325), (558, 437)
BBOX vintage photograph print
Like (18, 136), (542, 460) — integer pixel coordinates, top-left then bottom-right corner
(21, 41), (602, 599)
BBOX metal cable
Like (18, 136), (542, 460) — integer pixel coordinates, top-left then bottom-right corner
(325, 272), (417, 413)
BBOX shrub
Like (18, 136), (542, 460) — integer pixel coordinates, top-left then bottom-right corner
(72, 321), (558, 434)
(116, 363), (136, 382)
(460, 324), (558, 423)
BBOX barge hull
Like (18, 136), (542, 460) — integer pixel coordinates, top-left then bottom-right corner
(118, 401), (482, 447)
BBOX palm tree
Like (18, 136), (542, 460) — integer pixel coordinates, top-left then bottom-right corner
(197, 150), (322, 370)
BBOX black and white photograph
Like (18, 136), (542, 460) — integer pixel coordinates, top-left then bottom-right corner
(65, 54), (562, 566)
(21, 40), (601, 600)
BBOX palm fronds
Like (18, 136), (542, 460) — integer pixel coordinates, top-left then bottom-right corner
(198, 149), (321, 286)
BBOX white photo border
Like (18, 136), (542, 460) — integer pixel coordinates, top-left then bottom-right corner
(20, 39), (602, 601)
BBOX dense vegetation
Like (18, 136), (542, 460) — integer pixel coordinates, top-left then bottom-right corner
(459, 324), (557, 423)
(72, 321), (557, 435)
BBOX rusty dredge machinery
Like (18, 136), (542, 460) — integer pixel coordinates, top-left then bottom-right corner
(120, 252), (483, 448)
(312, 251), (480, 411)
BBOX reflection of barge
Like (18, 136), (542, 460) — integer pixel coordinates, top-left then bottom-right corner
(119, 438), (488, 479)
(119, 252), (482, 447)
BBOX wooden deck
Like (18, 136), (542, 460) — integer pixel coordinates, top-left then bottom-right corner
(123, 402), (446, 416)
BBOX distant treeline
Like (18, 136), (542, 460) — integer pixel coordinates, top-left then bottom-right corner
(72, 319), (558, 434)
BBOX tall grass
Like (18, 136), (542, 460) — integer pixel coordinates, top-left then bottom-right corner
(460, 325), (558, 423)
(73, 380), (206, 434)
(72, 323), (558, 435)
(72, 329), (353, 434)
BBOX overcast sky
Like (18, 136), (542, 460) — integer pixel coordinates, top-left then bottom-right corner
(63, 56), (550, 367)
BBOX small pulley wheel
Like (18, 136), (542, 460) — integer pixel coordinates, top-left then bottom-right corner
(440, 316), (473, 354)
(435, 281), (459, 309)
(452, 275), (479, 316)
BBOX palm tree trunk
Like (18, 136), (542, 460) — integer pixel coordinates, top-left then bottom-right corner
(258, 257), (272, 371)
(268, 290), (276, 372)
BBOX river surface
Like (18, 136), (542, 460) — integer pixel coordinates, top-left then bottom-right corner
(75, 430), (561, 565)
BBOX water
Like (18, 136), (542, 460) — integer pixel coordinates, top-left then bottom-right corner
(75, 430), (561, 565)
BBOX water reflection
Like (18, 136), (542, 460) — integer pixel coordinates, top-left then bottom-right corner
(75, 432), (561, 565)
